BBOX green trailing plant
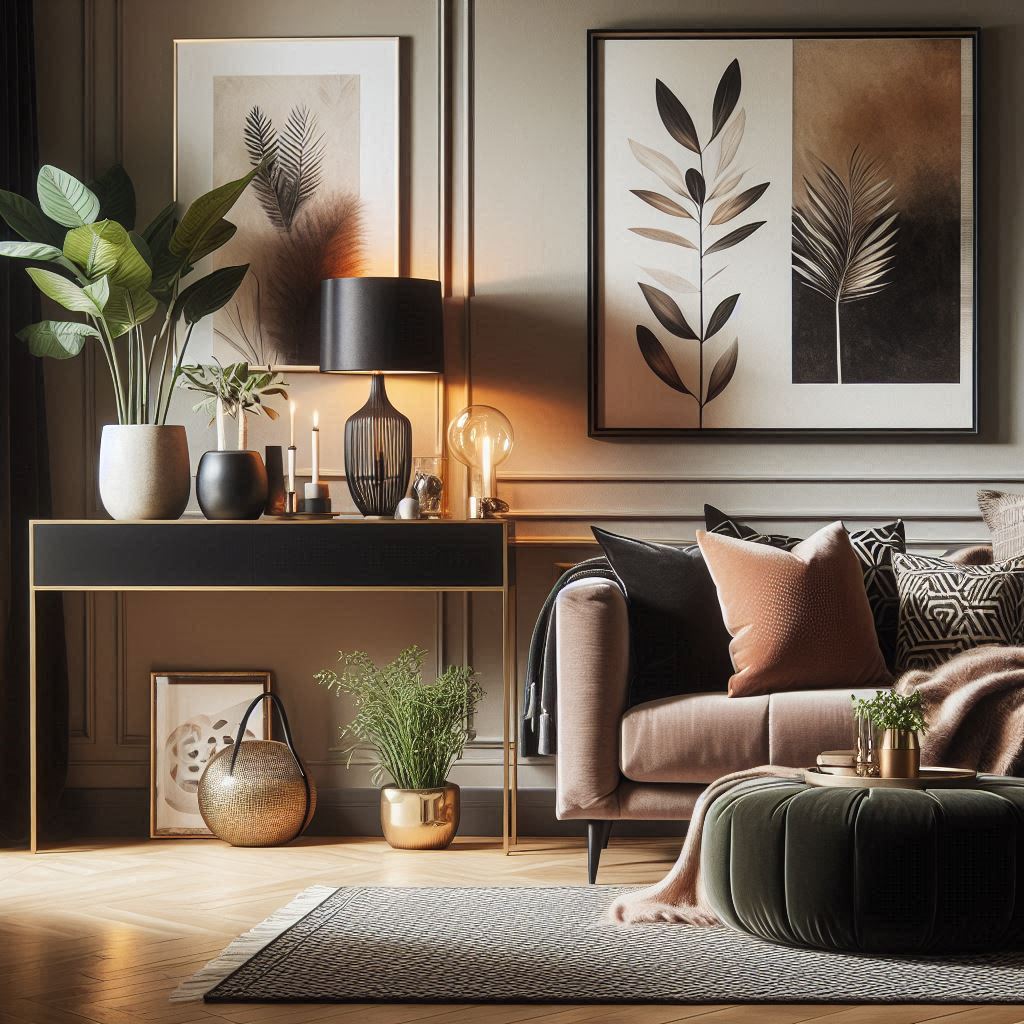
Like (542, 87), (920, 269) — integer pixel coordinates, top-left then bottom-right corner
(0, 161), (262, 424)
(177, 360), (288, 450)
(851, 689), (927, 734)
(314, 646), (485, 790)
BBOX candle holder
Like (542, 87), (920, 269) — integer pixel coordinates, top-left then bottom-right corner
(285, 490), (298, 513)
(303, 481), (331, 514)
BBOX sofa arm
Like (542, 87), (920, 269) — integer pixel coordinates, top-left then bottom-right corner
(555, 578), (630, 819)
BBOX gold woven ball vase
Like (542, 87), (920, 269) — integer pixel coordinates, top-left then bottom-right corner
(198, 692), (316, 847)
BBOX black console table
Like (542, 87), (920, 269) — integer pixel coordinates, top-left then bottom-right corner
(29, 518), (517, 853)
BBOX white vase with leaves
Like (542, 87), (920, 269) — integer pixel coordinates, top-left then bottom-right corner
(0, 161), (262, 518)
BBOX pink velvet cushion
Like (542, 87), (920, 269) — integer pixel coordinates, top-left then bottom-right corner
(697, 521), (891, 697)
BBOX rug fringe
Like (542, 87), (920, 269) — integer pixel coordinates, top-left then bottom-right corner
(170, 885), (338, 1003)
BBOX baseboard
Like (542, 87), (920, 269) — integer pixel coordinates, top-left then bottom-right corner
(52, 787), (690, 840)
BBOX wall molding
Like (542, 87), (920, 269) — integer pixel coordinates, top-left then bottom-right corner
(500, 472), (1024, 485)
(505, 509), (985, 522)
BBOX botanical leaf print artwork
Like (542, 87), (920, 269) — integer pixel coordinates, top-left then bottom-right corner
(628, 59), (769, 427)
(591, 32), (975, 433)
(793, 148), (899, 383)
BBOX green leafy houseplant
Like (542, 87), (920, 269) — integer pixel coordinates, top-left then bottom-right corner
(314, 646), (485, 790)
(178, 360), (288, 450)
(851, 689), (928, 734)
(0, 161), (261, 424)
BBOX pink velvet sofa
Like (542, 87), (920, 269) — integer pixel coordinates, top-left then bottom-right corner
(555, 577), (878, 882)
(556, 543), (994, 882)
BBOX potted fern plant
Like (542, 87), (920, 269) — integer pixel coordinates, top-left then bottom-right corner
(315, 647), (485, 849)
(0, 161), (259, 519)
(179, 361), (289, 520)
(851, 689), (928, 779)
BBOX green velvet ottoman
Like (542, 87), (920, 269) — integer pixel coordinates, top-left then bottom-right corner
(701, 775), (1024, 953)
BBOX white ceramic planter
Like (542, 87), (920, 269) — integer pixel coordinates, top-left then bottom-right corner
(98, 424), (191, 520)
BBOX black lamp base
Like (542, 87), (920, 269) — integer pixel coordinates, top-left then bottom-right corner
(344, 374), (412, 517)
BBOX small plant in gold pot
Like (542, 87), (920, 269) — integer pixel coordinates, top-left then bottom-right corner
(315, 646), (484, 849)
(851, 689), (928, 779)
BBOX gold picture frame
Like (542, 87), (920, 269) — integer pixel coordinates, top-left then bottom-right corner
(150, 671), (272, 839)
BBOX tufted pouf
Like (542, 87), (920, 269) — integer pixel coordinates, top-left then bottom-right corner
(701, 775), (1024, 953)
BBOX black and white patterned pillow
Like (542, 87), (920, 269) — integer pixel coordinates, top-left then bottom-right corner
(893, 552), (1024, 671)
(704, 506), (905, 667)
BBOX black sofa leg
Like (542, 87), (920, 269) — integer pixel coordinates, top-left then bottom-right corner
(587, 820), (613, 884)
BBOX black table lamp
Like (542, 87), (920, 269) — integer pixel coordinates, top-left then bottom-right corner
(320, 277), (444, 517)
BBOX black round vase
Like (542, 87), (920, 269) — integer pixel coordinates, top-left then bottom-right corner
(196, 450), (268, 520)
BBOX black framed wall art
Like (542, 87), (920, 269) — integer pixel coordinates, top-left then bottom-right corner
(588, 29), (978, 436)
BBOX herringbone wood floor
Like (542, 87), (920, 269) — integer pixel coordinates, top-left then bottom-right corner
(0, 836), (1021, 1024)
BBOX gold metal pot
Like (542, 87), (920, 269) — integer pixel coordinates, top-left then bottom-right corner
(380, 783), (460, 850)
(879, 729), (921, 779)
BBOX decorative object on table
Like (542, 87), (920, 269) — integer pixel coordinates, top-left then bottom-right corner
(264, 445), (286, 514)
(588, 29), (976, 435)
(150, 671), (270, 838)
(705, 506), (906, 669)
(180, 360), (288, 519)
(175, 37), (399, 369)
(198, 691), (316, 847)
(697, 522), (890, 697)
(302, 409), (331, 512)
(447, 405), (514, 519)
(196, 450), (269, 520)
(854, 711), (879, 777)
(286, 400), (298, 512)
(977, 489), (1024, 561)
(314, 646), (483, 849)
(814, 749), (857, 777)
(320, 277), (445, 516)
(851, 688), (927, 779)
(412, 455), (445, 517)
(893, 551), (1024, 671)
(805, 766), (976, 789)
(99, 425), (191, 521)
(0, 161), (259, 518)
(394, 495), (420, 520)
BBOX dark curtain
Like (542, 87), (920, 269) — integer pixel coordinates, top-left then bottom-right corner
(0, 0), (68, 844)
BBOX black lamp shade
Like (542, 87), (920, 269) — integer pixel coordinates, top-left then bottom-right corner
(320, 277), (444, 374)
(319, 277), (443, 517)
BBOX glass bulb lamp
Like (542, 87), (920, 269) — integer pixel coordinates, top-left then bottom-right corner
(447, 405), (514, 518)
(320, 277), (444, 517)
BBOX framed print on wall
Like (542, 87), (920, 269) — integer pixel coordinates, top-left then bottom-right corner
(588, 29), (978, 436)
(150, 671), (271, 838)
(175, 37), (400, 370)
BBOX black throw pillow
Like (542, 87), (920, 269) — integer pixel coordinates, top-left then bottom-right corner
(592, 528), (732, 705)
(703, 505), (906, 669)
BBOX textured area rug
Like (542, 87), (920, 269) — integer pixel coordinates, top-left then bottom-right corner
(174, 886), (1024, 1004)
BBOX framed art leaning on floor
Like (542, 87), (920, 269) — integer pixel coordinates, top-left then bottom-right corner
(588, 29), (978, 436)
(150, 671), (271, 838)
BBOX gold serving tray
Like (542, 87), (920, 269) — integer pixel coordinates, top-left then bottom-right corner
(804, 766), (978, 790)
